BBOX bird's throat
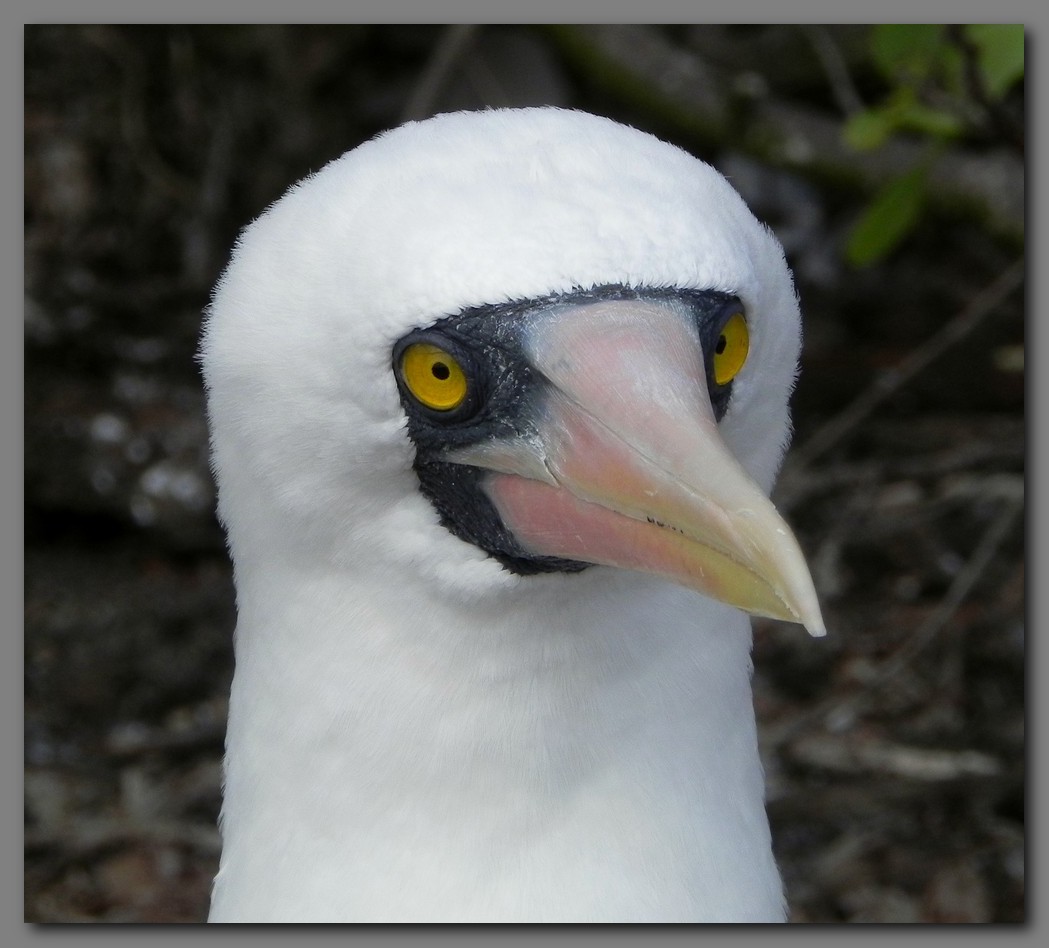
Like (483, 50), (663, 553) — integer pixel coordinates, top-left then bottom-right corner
(210, 567), (785, 921)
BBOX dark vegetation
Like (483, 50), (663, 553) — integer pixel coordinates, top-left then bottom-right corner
(24, 25), (1024, 922)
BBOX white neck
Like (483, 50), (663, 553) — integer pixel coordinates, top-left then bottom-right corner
(209, 557), (784, 922)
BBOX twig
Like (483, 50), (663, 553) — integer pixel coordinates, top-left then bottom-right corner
(26, 819), (222, 855)
(81, 26), (198, 204)
(770, 494), (1022, 746)
(400, 25), (480, 123)
(105, 721), (226, 759)
(778, 444), (1023, 515)
(864, 496), (1021, 680)
(810, 468), (879, 599)
(24, 818), (222, 883)
(789, 734), (1001, 781)
(946, 25), (1025, 154)
(802, 26), (865, 117)
(786, 258), (1025, 474)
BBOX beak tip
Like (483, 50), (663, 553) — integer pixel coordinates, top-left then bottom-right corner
(803, 614), (827, 638)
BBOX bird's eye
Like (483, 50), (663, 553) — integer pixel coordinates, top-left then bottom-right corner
(712, 312), (749, 386)
(399, 342), (469, 411)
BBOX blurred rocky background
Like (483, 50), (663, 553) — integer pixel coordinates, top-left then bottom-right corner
(24, 24), (1024, 922)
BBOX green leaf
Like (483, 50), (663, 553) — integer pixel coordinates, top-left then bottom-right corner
(870, 25), (946, 82)
(846, 166), (929, 267)
(893, 99), (965, 140)
(844, 107), (896, 151)
(966, 24), (1025, 98)
(935, 40), (968, 97)
(845, 90), (962, 151)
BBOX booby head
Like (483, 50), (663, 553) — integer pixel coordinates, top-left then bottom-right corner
(201, 107), (823, 922)
(203, 107), (822, 633)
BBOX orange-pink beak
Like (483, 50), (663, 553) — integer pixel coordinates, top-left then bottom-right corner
(448, 298), (825, 636)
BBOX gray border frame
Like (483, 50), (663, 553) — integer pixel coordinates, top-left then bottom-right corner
(12, 0), (1039, 944)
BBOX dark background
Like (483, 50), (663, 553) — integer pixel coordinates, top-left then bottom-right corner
(24, 24), (1024, 922)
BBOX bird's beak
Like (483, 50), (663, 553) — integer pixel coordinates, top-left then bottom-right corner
(447, 298), (825, 636)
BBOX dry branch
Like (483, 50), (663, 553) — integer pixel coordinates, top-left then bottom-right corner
(782, 257), (1025, 485)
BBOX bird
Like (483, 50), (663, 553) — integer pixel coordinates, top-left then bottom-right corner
(200, 107), (825, 923)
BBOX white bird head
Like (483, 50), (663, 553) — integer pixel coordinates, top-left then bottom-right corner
(202, 107), (822, 632)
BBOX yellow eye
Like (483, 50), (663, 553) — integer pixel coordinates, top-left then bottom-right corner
(400, 342), (469, 411)
(713, 312), (749, 386)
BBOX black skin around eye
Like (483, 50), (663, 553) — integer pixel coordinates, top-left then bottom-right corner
(392, 285), (743, 576)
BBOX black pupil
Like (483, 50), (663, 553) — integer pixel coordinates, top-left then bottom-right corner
(715, 335), (727, 355)
(432, 362), (450, 380)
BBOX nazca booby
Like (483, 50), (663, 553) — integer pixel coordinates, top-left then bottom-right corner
(201, 107), (825, 923)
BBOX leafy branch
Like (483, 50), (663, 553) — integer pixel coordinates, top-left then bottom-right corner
(844, 24), (1023, 266)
